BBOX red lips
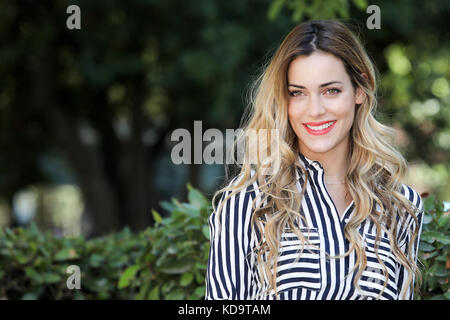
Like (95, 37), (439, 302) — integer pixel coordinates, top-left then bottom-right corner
(303, 120), (336, 126)
(302, 120), (337, 136)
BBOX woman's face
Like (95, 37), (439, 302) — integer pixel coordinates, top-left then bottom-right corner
(287, 51), (365, 157)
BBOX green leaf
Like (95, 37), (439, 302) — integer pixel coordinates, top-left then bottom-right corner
(181, 204), (201, 217)
(118, 265), (140, 288)
(195, 271), (204, 284)
(54, 248), (79, 261)
(438, 215), (450, 228)
(267, 0), (286, 21)
(161, 280), (175, 294)
(180, 272), (194, 287)
(193, 286), (205, 298)
(135, 282), (150, 300)
(148, 286), (160, 300)
(419, 241), (435, 252)
(422, 251), (439, 260)
(157, 259), (193, 274)
(24, 267), (44, 284)
(352, 0), (367, 10)
(422, 214), (432, 225)
(16, 254), (31, 265)
(165, 289), (185, 300)
(436, 254), (448, 262)
(433, 265), (448, 277)
(202, 225), (210, 240)
(95, 278), (108, 289)
(89, 253), (104, 268)
(435, 200), (445, 213)
(21, 293), (38, 300)
(421, 231), (450, 245)
(38, 246), (49, 258)
(187, 184), (209, 209)
(195, 262), (207, 270)
(42, 272), (61, 284)
(429, 294), (446, 300)
(74, 291), (85, 300)
(5, 228), (15, 239)
(423, 196), (435, 211)
(152, 210), (163, 224)
(159, 200), (176, 213)
(291, 1), (307, 23)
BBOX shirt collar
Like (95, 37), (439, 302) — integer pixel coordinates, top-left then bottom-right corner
(295, 152), (324, 182)
(298, 152), (324, 173)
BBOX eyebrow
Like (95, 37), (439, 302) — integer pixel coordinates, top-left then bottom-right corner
(288, 81), (343, 89)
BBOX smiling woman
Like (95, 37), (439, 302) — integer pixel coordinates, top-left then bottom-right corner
(205, 20), (424, 300)
(286, 51), (366, 215)
(287, 52), (364, 155)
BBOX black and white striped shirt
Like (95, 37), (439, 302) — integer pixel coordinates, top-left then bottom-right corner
(205, 153), (424, 300)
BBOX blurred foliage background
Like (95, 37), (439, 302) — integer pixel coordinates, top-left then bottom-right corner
(0, 0), (448, 299)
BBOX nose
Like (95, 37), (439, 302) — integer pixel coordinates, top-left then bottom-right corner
(307, 94), (326, 118)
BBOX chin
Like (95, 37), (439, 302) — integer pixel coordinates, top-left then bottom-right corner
(301, 141), (337, 154)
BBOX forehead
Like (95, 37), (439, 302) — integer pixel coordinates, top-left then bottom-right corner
(287, 51), (350, 85)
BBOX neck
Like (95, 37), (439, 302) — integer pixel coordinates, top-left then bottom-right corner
(299, 137), (351, 181)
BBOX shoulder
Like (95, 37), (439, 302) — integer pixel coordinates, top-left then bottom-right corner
(213, 169), (261, 219)
(396, 184), (425, 245)
(398, 184), (424, 213)
(209, 170), (262, 241)
(222, 169), (261, 199)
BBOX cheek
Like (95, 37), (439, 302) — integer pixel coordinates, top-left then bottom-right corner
(329, 94), (355, 120)
(287, 102), (304, 122)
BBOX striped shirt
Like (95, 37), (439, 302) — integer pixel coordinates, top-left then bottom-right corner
(205, 152), (424, 300)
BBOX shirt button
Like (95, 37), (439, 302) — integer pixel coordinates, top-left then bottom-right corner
(312, 161), (322, 170)
(344, 218), (349, 223)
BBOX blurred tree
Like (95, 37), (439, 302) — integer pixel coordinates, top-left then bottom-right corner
(0, 0), (448, 237)
(0, 0), (294, 236)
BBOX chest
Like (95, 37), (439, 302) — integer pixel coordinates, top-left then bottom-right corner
(325, 184), (352, 218)
(257, 222), (398, 300)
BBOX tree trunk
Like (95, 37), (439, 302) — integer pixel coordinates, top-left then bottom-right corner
(122, 77), (152, 232)
(29, 53), (122, 237)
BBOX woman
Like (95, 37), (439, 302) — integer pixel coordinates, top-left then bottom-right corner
(205, 20), (424, 300)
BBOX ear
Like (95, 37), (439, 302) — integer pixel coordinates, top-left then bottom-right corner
(355, 87), (366, 105)
(355, 73), (368, 105)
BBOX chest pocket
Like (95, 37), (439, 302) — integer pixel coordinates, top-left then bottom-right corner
(359, 233), (398, 299)
(276, 227), (321, 293)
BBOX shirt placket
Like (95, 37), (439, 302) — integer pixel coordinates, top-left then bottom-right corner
(303, 155), (351, 298)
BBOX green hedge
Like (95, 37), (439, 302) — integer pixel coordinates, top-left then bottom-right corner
(0, 183), (210, 300)
(417, 196), (449, 299)
(0, 185), (448, 300)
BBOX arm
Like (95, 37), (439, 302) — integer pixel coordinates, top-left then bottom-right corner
(205, 178), (259, 300)
(396, 185), (424, 300)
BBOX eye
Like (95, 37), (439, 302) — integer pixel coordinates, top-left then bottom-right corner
(289, 90), (305, 97)
(325, 88), (341, 95)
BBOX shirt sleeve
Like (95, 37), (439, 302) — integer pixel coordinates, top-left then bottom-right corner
(396, 185), (424, 300)
(205, 176), (259, 300)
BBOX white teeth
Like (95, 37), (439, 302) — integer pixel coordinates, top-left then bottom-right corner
(306, 121), (335, 131)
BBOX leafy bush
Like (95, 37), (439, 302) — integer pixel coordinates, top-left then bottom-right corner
(0, 222), (147, 299)
(118, 183), (211, 299)
(0, 183), (210, 300)
(0, 185), (447, 300)
(417, 196), (450, 300)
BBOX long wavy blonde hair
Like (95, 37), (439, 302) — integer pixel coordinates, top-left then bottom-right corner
(212, 20), (422, 299)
